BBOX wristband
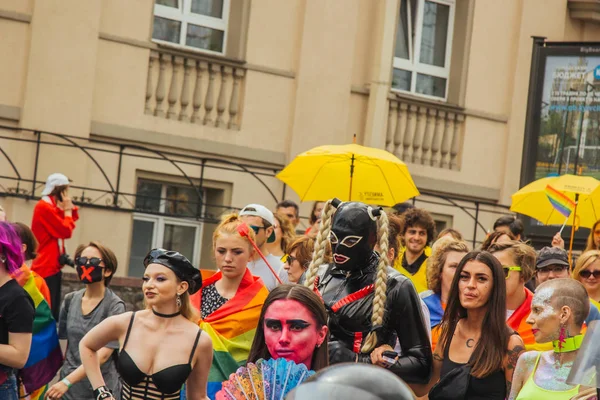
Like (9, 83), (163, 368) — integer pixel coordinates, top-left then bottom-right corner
(61, 377), (72, 389)
(93, 386), (113, 400)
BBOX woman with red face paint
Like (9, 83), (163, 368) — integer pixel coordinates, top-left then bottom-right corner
(411, 251), (525, 400)
(508, 278), (592, 399)
(47, 242), (125, 400)
(247, 284), (329, 371)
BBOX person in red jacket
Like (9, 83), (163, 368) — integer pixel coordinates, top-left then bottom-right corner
(31, 173), (79, 319)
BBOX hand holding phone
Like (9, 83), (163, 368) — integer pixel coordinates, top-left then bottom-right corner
(58, 189), (73, 212)
(382, 351), (398, 367)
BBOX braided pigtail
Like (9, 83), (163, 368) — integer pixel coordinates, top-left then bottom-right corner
(304, 199), (336, 290)
(361, 209), (389, 353)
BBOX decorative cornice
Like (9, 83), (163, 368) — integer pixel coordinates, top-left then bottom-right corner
(99, 33), (295, 79)
(0, 9), (31, 23)
(568, 0), (600, 23)
(90, 121), (286, 167)
(0, 105), (21, 121)
(351, 85), (508, 123)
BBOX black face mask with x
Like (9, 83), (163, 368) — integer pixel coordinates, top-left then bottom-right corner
(76, 257), (105, 284)
(329, 202), (378, 272)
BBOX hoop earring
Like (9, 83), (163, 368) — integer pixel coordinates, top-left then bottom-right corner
(176, 294), (182, 308)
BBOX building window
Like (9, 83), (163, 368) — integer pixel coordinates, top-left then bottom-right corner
(152, 0), (230, 54)
(392, 0), (455, 100)
(128, 179), (205, 277)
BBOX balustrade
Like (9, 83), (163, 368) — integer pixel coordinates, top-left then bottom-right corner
(385, 95), (465, 170)
(145, 49), (245, 130)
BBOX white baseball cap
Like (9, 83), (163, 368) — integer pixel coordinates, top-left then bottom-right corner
(239, 204), (276, 243)
(41, 173), (71, 196)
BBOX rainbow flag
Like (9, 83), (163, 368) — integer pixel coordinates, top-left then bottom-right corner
(545, 184), (576, 218)
(507, 288), (552, 351)
(191, 269), (268, 399)
(13, 266), (62, 400)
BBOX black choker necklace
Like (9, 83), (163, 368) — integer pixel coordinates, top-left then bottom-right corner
(152, 309), (181, 318)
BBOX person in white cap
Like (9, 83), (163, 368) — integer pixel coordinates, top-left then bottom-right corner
(239, 204), (288, 290)
(31, 173), (79, 319)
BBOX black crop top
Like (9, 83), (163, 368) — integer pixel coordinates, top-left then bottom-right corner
(437, 331), (518, 400)
(440, 351), (506, 400)
(117, 312), (201, 400)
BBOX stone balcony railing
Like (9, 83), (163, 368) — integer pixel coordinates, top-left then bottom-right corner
(385, 93), (465, 170)
(145, 48), (246, 130)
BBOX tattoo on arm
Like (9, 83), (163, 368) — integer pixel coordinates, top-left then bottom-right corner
(506, 345), (525, 371)
(506, 381), (513, 399)
(505, 344), (525, 398)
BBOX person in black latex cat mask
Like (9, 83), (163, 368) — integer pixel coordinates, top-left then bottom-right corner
(304, 199), (432, 385)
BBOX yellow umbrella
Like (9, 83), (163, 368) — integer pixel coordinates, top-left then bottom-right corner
(511, 174), (600, 265)
(276, 143), (419, 206)
(510, 174), (600, 229)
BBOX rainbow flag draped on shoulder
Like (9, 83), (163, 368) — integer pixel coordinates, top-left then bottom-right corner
(13, 265), (62, 400)
(191, 268), (268, 399)
(507, 287), (552, 352)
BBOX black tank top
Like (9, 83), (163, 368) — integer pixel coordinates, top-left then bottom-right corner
(117, 312), (202, 400)
(439, 335), (508, 400)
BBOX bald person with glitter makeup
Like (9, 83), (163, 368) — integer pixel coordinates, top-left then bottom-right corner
(508, 279), (594, 400)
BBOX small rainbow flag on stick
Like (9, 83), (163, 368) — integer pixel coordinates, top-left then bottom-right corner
(545, 184), (577, 217)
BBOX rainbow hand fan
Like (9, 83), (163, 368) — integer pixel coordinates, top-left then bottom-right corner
(216, 358), (315, 400)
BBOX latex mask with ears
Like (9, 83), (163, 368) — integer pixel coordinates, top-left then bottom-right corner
(329, 202), (379, 272)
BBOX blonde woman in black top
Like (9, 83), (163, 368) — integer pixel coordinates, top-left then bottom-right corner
(80, 249), (212, 400)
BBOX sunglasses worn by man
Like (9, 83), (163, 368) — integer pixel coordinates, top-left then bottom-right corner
(249, 225), (266, 234)
(503, 265), (521, 279)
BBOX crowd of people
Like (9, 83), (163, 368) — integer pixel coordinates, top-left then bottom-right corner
(1, 173), (600, 399)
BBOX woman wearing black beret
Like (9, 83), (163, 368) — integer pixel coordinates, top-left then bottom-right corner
(79, 249), (212, 400)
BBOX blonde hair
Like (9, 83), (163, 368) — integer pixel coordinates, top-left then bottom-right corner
(212, 213), (256, 251)
(304, 200), (336, 288)
(304, 200), (390, 354)
(572, 250), (600, 282)
(585, 222), (600, 252)
(427, 237), (469, 293)
(274, 213), (296, 253)
(180, 291), (199, 323)
(144, 281), (199, 323)
(488, 240), (536, 282)
(361, 210), (389, 353)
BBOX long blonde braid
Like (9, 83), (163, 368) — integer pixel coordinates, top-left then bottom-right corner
(361, 209), (389, 353)
(304, 199), (336, 290)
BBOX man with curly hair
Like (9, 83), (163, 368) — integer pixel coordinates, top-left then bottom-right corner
(393, 208), (436, 293)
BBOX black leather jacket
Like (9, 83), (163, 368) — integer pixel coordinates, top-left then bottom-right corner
(316, 252), (432, 384)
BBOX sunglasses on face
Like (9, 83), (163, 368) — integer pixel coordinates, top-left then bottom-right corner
(579, 270), (600, 279)
(283, 254), (297, 265)
(536, 265), (568, 275)
(76, 257), (103, 267)
(503, 265), (521, 279)
(249, 225), (266, 234)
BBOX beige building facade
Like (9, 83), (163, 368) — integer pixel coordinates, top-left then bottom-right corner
(1, 0), (599, 277)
